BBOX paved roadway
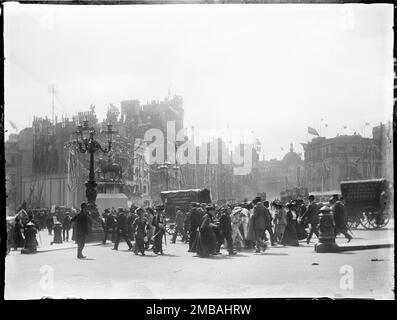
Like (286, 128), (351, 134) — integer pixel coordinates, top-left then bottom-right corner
(5, 228), (394, 299)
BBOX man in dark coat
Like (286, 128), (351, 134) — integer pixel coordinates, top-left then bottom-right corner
(113, 208), (133, 251)
(216, 207), (236, 255)
(301, 195), (319, 244)
(127, 211), (137, 241)
(152, 205), (166, 254)
(330, 195), (352, 242)
(70, 202), (89, 259)
(252, 197), (268, 253)
(103, 209), (117, 244)
(188, 203), (203, 252)
(62, 213), (72, 242)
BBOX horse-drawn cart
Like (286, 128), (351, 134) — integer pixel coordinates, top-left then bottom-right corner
(340, 178), (391, 229)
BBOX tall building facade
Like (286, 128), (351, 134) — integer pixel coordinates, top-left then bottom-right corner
(303, 129), (386, 193)
(5, 93), (184, 210)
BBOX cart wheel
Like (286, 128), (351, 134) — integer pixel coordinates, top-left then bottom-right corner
(347, 216), (360, 229)
(360, 206), (379, 230)
(375, 212), (390, 229)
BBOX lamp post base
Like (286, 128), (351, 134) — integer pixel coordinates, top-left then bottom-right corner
(315, 241), (340, 253)
(86, 202), (105, 243)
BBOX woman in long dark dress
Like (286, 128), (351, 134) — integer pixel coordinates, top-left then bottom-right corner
(281, 203), (299, 246)
(13, 217), (25, 250)
(196, 205), (217, 258)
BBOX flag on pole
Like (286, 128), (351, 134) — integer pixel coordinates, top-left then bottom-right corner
(280, 147), (284, 151)
(325, 124), (328, 127)
(308, 127), (319, 136)
(365, 122), (370, 126)
(343, 125), (347, 129)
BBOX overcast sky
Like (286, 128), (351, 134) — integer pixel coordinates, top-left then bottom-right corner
(4, 3), (394, 160)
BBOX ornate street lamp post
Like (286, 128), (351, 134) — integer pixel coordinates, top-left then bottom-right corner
(73, 120), (117, 206)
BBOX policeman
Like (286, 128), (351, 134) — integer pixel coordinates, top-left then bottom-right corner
(113, 208), (133, 251)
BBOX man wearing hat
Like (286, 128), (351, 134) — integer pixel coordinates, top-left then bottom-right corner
(188, 203), (203, 252)
(62, 212), (72, 242)
(252, 197), (268, 252)
(103, 208), (117, 244)
(152, 205), (166, 254)
(113, 208), (133, 251)
(301, 195), (320, 244)
(70, 202), (90, 259)
(330, 195), (352, 242)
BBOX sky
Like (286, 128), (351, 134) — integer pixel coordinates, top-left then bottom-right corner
(4, 3), (394, 160)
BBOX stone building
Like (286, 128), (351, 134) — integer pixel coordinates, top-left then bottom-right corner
(5, 93), (185, 211)
(303, 129), (385, 193)
(257, 143), (304, 200)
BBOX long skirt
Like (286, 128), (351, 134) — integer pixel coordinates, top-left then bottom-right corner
(135, 236), (145, 253)
(281, 224), (299, 246)
(275, 224), (286, 243)
(196, 228), (216, 257)
(296, 221), (308, 240)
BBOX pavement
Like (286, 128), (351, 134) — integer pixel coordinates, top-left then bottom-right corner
(5, 227), (394, 300)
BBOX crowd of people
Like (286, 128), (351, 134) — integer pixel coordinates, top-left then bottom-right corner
(7, 194), (352, 258)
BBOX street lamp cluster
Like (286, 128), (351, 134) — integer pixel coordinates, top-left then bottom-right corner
(72, 120), (117, 206)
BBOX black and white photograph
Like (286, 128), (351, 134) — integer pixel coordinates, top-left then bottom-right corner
(2, 1), (395, 302)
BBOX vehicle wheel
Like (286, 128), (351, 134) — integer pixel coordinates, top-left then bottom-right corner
(375, 212), (390, 229)
(347, 216), (360, 229)
(360, 206), (379, 230)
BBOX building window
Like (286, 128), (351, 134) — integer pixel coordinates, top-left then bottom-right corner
(352, 146), (357, 153)
(143, 185), (147, 193)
